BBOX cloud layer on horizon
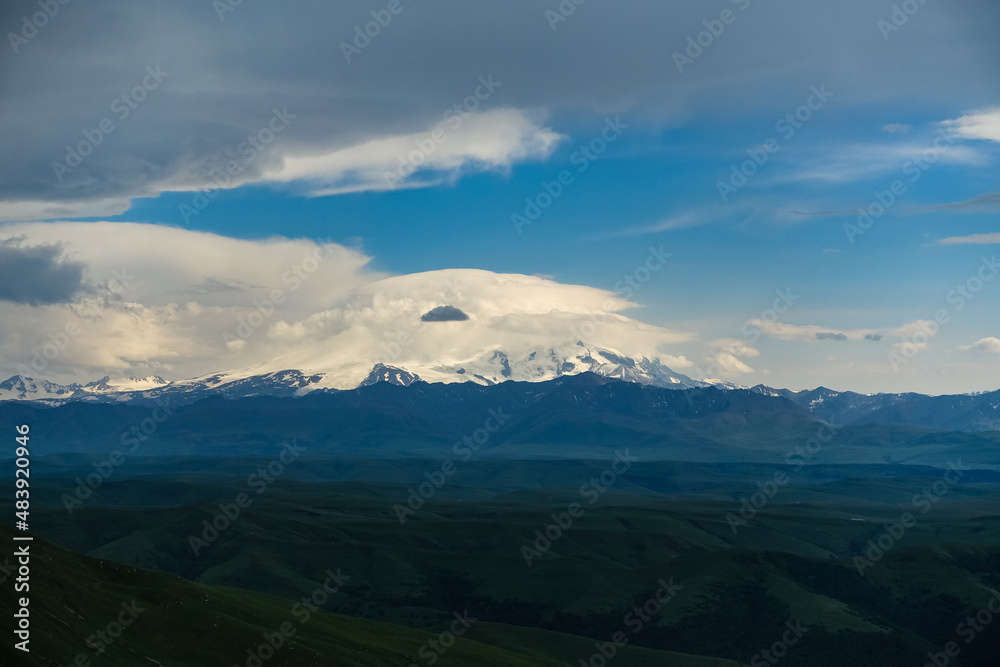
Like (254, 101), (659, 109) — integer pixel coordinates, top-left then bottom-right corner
(0, 222), (695, 386)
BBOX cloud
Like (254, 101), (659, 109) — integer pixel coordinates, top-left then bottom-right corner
(0, 222), (695, 385)
(186, 277), (261, 295)
(267, 109), (564, 196)
(775, 140), (987, 184)
(421, 305), (470, 322)
(748, 319), (937, 345)
(0, 198), (132, 222)
(887, 320), (943, 339)
(0, 222), (378, 380)
(0, 239), (86, 305)
(882, 123), (910, 134)
(705, 352), (754, 375)
(703, 338), (759, 375)
(916, 191), (1000, 215)
(603, 208), (714, 237)
(941, 107), (1000, 143)
(936, 232), (1000, 245)
(747, 320), (868, 342)
(890, 340), (926, 358)
(1, 1), (997, 219)
(959, 337), (1000, 354)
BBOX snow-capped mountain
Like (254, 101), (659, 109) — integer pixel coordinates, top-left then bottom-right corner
(0, 375), (167, 402)
(3, 349), (998, 432)
(358, 364), (421, 387)
(83, 375), (170, 393)
(0, 345), (703, 406)
(0, 375), (83, 401)
(412, 345), (707, 389)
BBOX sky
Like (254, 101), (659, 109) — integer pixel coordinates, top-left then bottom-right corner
(1, 0), (998, 394)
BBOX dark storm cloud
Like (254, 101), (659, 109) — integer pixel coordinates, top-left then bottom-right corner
(865, 334), (883, 342)
(816, 332), (847, 341)
(0, 239), (85, 304)
(0, 0), (997, 211)
(421, 305), (469, 322)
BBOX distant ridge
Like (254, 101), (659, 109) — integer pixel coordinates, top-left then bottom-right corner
(3, 357), (999, 432)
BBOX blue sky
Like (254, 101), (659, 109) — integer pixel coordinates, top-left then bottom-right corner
(1, 0), (998, 393)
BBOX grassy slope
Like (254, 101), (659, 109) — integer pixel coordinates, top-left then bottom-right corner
(1, 524), (749, 666)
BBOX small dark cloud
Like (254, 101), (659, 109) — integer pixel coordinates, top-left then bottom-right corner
(421, 305), (469, 322)
(816, 332), (847, 341)
(186, 277), (259, 295)
(865, 334), (883, 342)
(0, 239), (85, 305)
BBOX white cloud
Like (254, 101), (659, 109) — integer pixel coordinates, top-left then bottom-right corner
(267, 109), (564, 196)
(0, 222), (379, 381)
(941, 107), (1000, 143)
(702, 338), (759, 375)
(937, 233), (1000, 245)
(747, 320), (869, 342)
(960, 337), (1000, 354)
(261, 269), (695, 386)
(882, 123), (910, 134)
(0, 222), (694, 386)
(748, 318), (940, 345)
(778, 141), (987, 184)
(706, 351), (754, 375)
(659, 354), (694, 369)
(0, 198), (132, 222)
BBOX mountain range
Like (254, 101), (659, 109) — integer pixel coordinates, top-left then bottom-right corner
(3, 345), (999, 432)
